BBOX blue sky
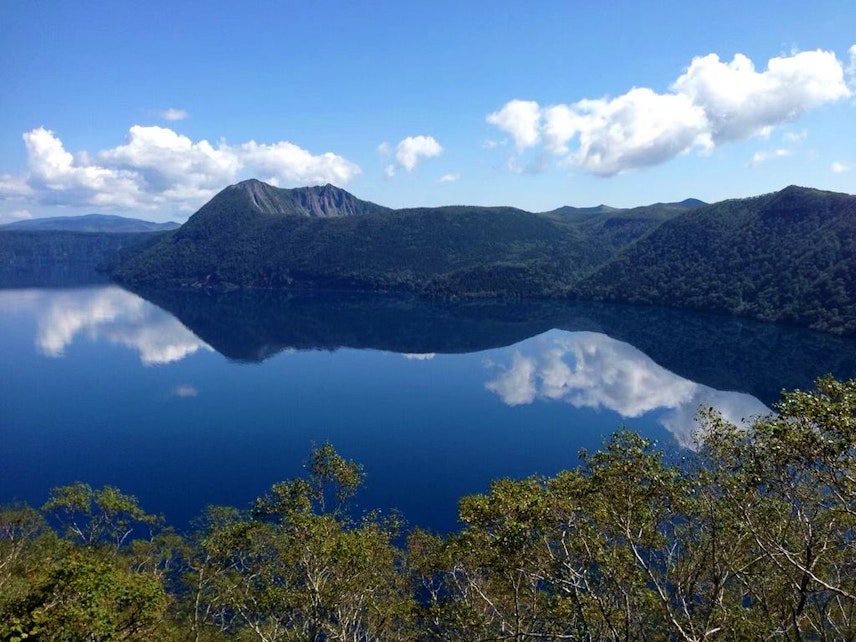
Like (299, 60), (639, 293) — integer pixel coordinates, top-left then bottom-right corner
(1, 0), (854, 222)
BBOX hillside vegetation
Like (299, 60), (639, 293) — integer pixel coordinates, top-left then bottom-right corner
(0, 230), (169, 287)
(110, 180), (695, 297)
(2, 378), (856, 640)
(577, 186), (856, 335)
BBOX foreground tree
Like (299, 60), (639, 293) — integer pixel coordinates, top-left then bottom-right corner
(186, 443), (415, 641)
(1, 379), (855, 640)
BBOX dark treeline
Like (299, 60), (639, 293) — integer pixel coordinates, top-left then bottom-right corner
(2, 377), (856, 641)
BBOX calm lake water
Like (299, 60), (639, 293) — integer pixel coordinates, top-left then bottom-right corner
(2, 285), (856, 533)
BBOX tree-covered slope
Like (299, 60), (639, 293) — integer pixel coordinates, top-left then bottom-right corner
(0, 230), (170, 287)
(111, 180), (682, 296)
(577, 186), (856, 335)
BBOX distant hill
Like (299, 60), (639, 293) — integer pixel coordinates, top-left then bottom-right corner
(0, 230), (170, 288)
(110, 180), (690, 296)
(3, 213), (180, 233)
(577, 186), (856, 335)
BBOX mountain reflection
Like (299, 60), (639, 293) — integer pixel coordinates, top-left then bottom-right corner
(5, 284), (856, 408)
(130, 286), (856, 406)
(485, 331), (769, 447)
(0, 287), (212, 365)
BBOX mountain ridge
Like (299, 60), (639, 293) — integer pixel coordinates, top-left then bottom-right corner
(9, 179), (856, 336)
(110, 179), (698, 297)
(2, 213), (180, 233)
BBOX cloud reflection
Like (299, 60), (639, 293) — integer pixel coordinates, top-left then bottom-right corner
(485, 331), (769, 448)
(2, 286), (213, 365)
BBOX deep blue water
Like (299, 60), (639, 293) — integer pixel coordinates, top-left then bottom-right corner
(2, 285), (856, 533)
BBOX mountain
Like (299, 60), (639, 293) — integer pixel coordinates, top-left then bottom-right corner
(2, 213), (180, 233)
(577, 186), (856, 335)
(209, 179), (392, 218)
(111, 181), (688, 295)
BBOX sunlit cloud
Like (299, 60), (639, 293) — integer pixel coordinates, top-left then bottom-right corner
(384, 135), (443, 177)
(403, 353), (436, 361)
(487, 47), (852, 176)
(484, 331), (769, 448)
(831, 161), (850, 173)
(438, 173), (460, 183)
(0, 125), (362, 216)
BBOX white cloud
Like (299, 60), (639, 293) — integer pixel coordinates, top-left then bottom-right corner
(403, 353), (436, 360)
(161, 108), (189, 121)
(377, 142), (391, 155)
(748, 148), (790, 167)
(831, 161), (850, 173)
(1, 126), (362, 216)
(394, 135), (443, 172)
(238, 140), (361, 186)
(0, 174), (34, 198)
(784, 129), (807, 142)
(487, 47), (852, 176)
(486, 100), (541, 152)
(439, 173), (460, 183)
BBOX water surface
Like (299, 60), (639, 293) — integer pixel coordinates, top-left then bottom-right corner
(2, 285), (855, 532)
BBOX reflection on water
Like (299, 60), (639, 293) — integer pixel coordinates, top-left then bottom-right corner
(0, 286), (212, 365)
(485, 331), (769, 447)
(3, 284), (856, 532)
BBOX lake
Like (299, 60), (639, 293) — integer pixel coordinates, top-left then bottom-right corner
(2, 284), (856, 533)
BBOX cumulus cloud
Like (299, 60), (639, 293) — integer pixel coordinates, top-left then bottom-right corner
(487, 47), (852, 176)
(161, 108), (189, 121)
(239, 140), (360, 186)
(831, 161), (850, 173)
(1, 126), (362, 215)
(486, 100), (541, 152)
(748, 148), (790, 167)
(484, 331), (768, 448)
(439, 173), (460, 183)
(381, 135), (443, 177)
(395, 136), (443, 172)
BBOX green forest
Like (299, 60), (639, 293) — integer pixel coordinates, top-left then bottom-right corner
(3, 377), (855, 641)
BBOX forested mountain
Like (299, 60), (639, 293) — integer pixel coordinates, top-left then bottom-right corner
(110, 180), (692, 295)
(8, 179), (856, 335)
(578, 185), (856, 335)
(2, 213), (180, 233)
